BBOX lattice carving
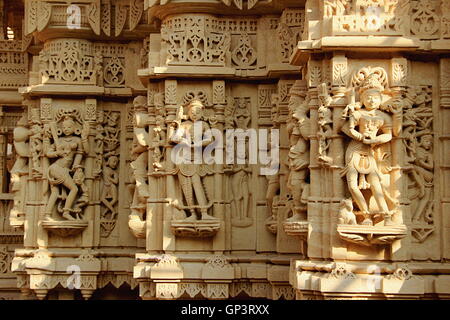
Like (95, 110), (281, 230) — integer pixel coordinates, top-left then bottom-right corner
(39, 39), (97, 85)
(161, 16), (230, 66)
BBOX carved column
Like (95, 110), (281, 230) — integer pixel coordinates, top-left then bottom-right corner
(329, 53), (348, 260)
(389, 57), (409, 261)
(162, 79), (177, 252)
(440, 58), (450, 259)
(212, 80), (226, 252)
(306, 58), (322, 259)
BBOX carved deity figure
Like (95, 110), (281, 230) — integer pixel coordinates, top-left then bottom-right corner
(130, 96), (150, 199)
(169, 99), (217, 221)
(402, 106), (417, 164)
(340, 73), (395, 226)
(101, 155), (119, 219)
(265, 173), (280, 221)
(9, 116), (31, 224)
(29, 123), (43, 176)
(105, 112), (120, 141)
(317, 83), (333, 166)
(227, 107), (252, 225)
(151, 115), (166, 171)
(93, 123), (104, 177)
(410, 134), (434, 222)
(43, 110), (90, 220)
(286, 85), (310, 220)
(265, 95), (281, 222)
(338, 198), (357, 225)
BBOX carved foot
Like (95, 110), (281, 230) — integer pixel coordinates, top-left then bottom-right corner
(384, 215), (395, 226)
(201, 213), (218, 221)
(286, 213), (303, 222)
(361, 218), (373, 226)
(184, 214), (198, 221)
(62, 212), (76, 221)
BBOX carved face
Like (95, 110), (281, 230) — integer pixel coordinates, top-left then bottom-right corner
(421, 135), (432, 149)
(188, 105), (203, 121)
(108, 113), (120, 126)
(108, 156), (119, 169)
(361, 89), (382, 110)
(62, 119), (75, 136)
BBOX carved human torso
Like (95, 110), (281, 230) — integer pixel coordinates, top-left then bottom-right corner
(54, 136), (81, 168)
(345, 109), (392, 174)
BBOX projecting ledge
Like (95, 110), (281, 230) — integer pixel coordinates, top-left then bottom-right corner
(291, 36), (420, 65)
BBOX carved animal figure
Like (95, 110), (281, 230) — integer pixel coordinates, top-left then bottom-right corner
(338, 199), (357, 225)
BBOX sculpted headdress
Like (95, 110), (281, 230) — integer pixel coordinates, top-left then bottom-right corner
(133, 95), (147, 112)
(359, 73), (384, 96)
(187, 99), (204, 110)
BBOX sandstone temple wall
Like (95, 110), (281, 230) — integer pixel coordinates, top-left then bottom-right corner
(0, 0), (448, 300)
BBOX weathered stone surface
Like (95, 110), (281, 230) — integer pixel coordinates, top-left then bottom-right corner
(0, 0), (448, 300)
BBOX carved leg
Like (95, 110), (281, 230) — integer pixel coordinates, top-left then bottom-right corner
(62, 178), (78, 220)
(231, 173), (241, 219)
(178, 173), (196, 220)
(367, 172), (392, 225)
(192, 174), (215, 220)
(346, 169), (370, 224)
(132, 153), (149, 198)
(412, 187), (432, 222)
(45, 185), (59, 219)
(367, 173), (390, 213)
(289, 175), (304, 209)
(266, 180), (279, 219)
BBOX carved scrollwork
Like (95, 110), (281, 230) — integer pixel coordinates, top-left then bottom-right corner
(231, 33), (257, 69)
(40, 39), (97, 85)
(162, 16), (230, 66)
(410, 0), (440, 39)
(0, 247), (11, 274)
(103, 56), (125, 87)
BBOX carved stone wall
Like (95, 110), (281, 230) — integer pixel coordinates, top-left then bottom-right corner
(0, 0), (449, 300)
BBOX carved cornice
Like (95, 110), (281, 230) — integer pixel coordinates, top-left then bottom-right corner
(145, 0), (303, 20)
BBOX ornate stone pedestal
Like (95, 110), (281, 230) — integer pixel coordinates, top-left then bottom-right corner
(337, 224), (407, 246)
(171, 220), (221, 238)
(41, 220), (88, 238)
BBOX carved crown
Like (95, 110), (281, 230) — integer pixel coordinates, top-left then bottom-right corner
(359, 73), (385, 95)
